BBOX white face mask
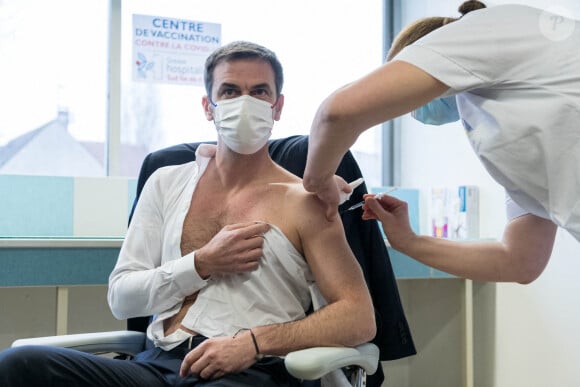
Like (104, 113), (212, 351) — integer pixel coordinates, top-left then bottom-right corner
(212, 95), (274, 154)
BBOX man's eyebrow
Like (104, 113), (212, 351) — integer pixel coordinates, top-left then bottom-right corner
(216, 82), (273, 94)
(217, 82), (241, 91)
(251, 83), (272, 90)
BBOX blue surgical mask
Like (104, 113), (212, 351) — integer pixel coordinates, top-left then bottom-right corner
(411, 96), (460, 125)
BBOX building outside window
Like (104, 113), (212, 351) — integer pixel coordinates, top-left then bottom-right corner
(0, 0), (109, 176)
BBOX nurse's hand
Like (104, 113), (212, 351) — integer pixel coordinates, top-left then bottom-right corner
(362, 193), (416, 251)
(306, 175), (351, 221)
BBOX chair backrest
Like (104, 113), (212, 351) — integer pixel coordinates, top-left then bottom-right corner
(126, 135), (416, 385)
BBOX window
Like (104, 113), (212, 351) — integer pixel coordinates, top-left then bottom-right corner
(0, 0), (109, 176)
(121, 0), (384, 185)
(1, 0), (383, 187)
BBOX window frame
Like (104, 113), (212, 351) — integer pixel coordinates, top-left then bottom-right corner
(106, 0), (396, 184)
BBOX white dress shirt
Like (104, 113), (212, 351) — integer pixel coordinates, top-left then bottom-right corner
(108, 145), (313, 350)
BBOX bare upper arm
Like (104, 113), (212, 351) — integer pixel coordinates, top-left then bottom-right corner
(293, 193), (369, 304)
(502, 214), (557, 283)
(328, 60), (450, 132)
(372, 60), (449, 110)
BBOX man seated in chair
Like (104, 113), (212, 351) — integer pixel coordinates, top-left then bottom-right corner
(0, 41), (375, 386)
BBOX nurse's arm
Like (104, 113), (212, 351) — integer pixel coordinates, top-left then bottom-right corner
(365, 195), (557, 284)
(304, 60), (448, 193)
(408, 214), (556, 284)
(499, 214), (557, 283)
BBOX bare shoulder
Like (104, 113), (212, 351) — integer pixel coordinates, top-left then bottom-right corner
(265, 165), (345, 249)
(281, 182), (342, 234)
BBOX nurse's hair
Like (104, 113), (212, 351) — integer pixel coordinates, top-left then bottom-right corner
(387, 0), (486, 61)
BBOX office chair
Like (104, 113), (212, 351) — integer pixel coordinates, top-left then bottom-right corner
(12, 135), (415, 386)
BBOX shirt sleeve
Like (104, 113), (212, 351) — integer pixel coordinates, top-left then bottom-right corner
(505, 193), (530, 221)
(392, 6), (521, 94)
(108, 170), (208, 320)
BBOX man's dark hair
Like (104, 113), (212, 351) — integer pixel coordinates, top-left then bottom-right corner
(204, 41), (284, 98)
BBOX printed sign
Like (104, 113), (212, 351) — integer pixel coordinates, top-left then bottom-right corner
(132, 14), (221, 85)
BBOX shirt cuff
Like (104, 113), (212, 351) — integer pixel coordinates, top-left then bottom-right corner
(172, 251), (208, 295)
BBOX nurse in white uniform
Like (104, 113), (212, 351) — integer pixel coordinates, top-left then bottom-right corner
(303, 0), (580, 284)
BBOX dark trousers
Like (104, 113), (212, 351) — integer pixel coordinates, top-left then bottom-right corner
(0, 336), (317, 387)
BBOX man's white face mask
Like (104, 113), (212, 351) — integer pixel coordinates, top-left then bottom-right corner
(212, 95), (274, 154)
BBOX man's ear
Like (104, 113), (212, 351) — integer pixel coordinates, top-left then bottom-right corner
(273, 94), (284, 121)
(202, 96), (214, 121)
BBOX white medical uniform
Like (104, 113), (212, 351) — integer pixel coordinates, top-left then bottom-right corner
(395, 4), (580, 241)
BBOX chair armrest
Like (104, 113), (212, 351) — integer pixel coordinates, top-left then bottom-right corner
(11, 330), (146, 356)
(284, 343), (380, 380)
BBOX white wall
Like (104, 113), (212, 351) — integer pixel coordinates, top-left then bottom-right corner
(0, 287), (125, 350)
(398, 1), (580, 386)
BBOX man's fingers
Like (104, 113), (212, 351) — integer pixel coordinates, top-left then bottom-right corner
(199, 364), (220, 380)
(235, 235), (266, 252)
(229, 222), (270, 239)
(180, 348), (203, 377)
(237, 247), (263, 265)
(225, 221), (268, 230)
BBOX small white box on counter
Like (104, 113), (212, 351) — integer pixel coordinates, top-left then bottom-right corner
(429, 186), (479, 240)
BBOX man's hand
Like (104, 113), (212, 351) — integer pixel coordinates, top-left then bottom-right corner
(362, 193), (416, 251)
(179, 333), (257, 380)
(195, 222), (270, 278)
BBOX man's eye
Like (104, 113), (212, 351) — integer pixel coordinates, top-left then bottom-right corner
(251, 89), (270, 98)
(222, 89), (240, 98)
